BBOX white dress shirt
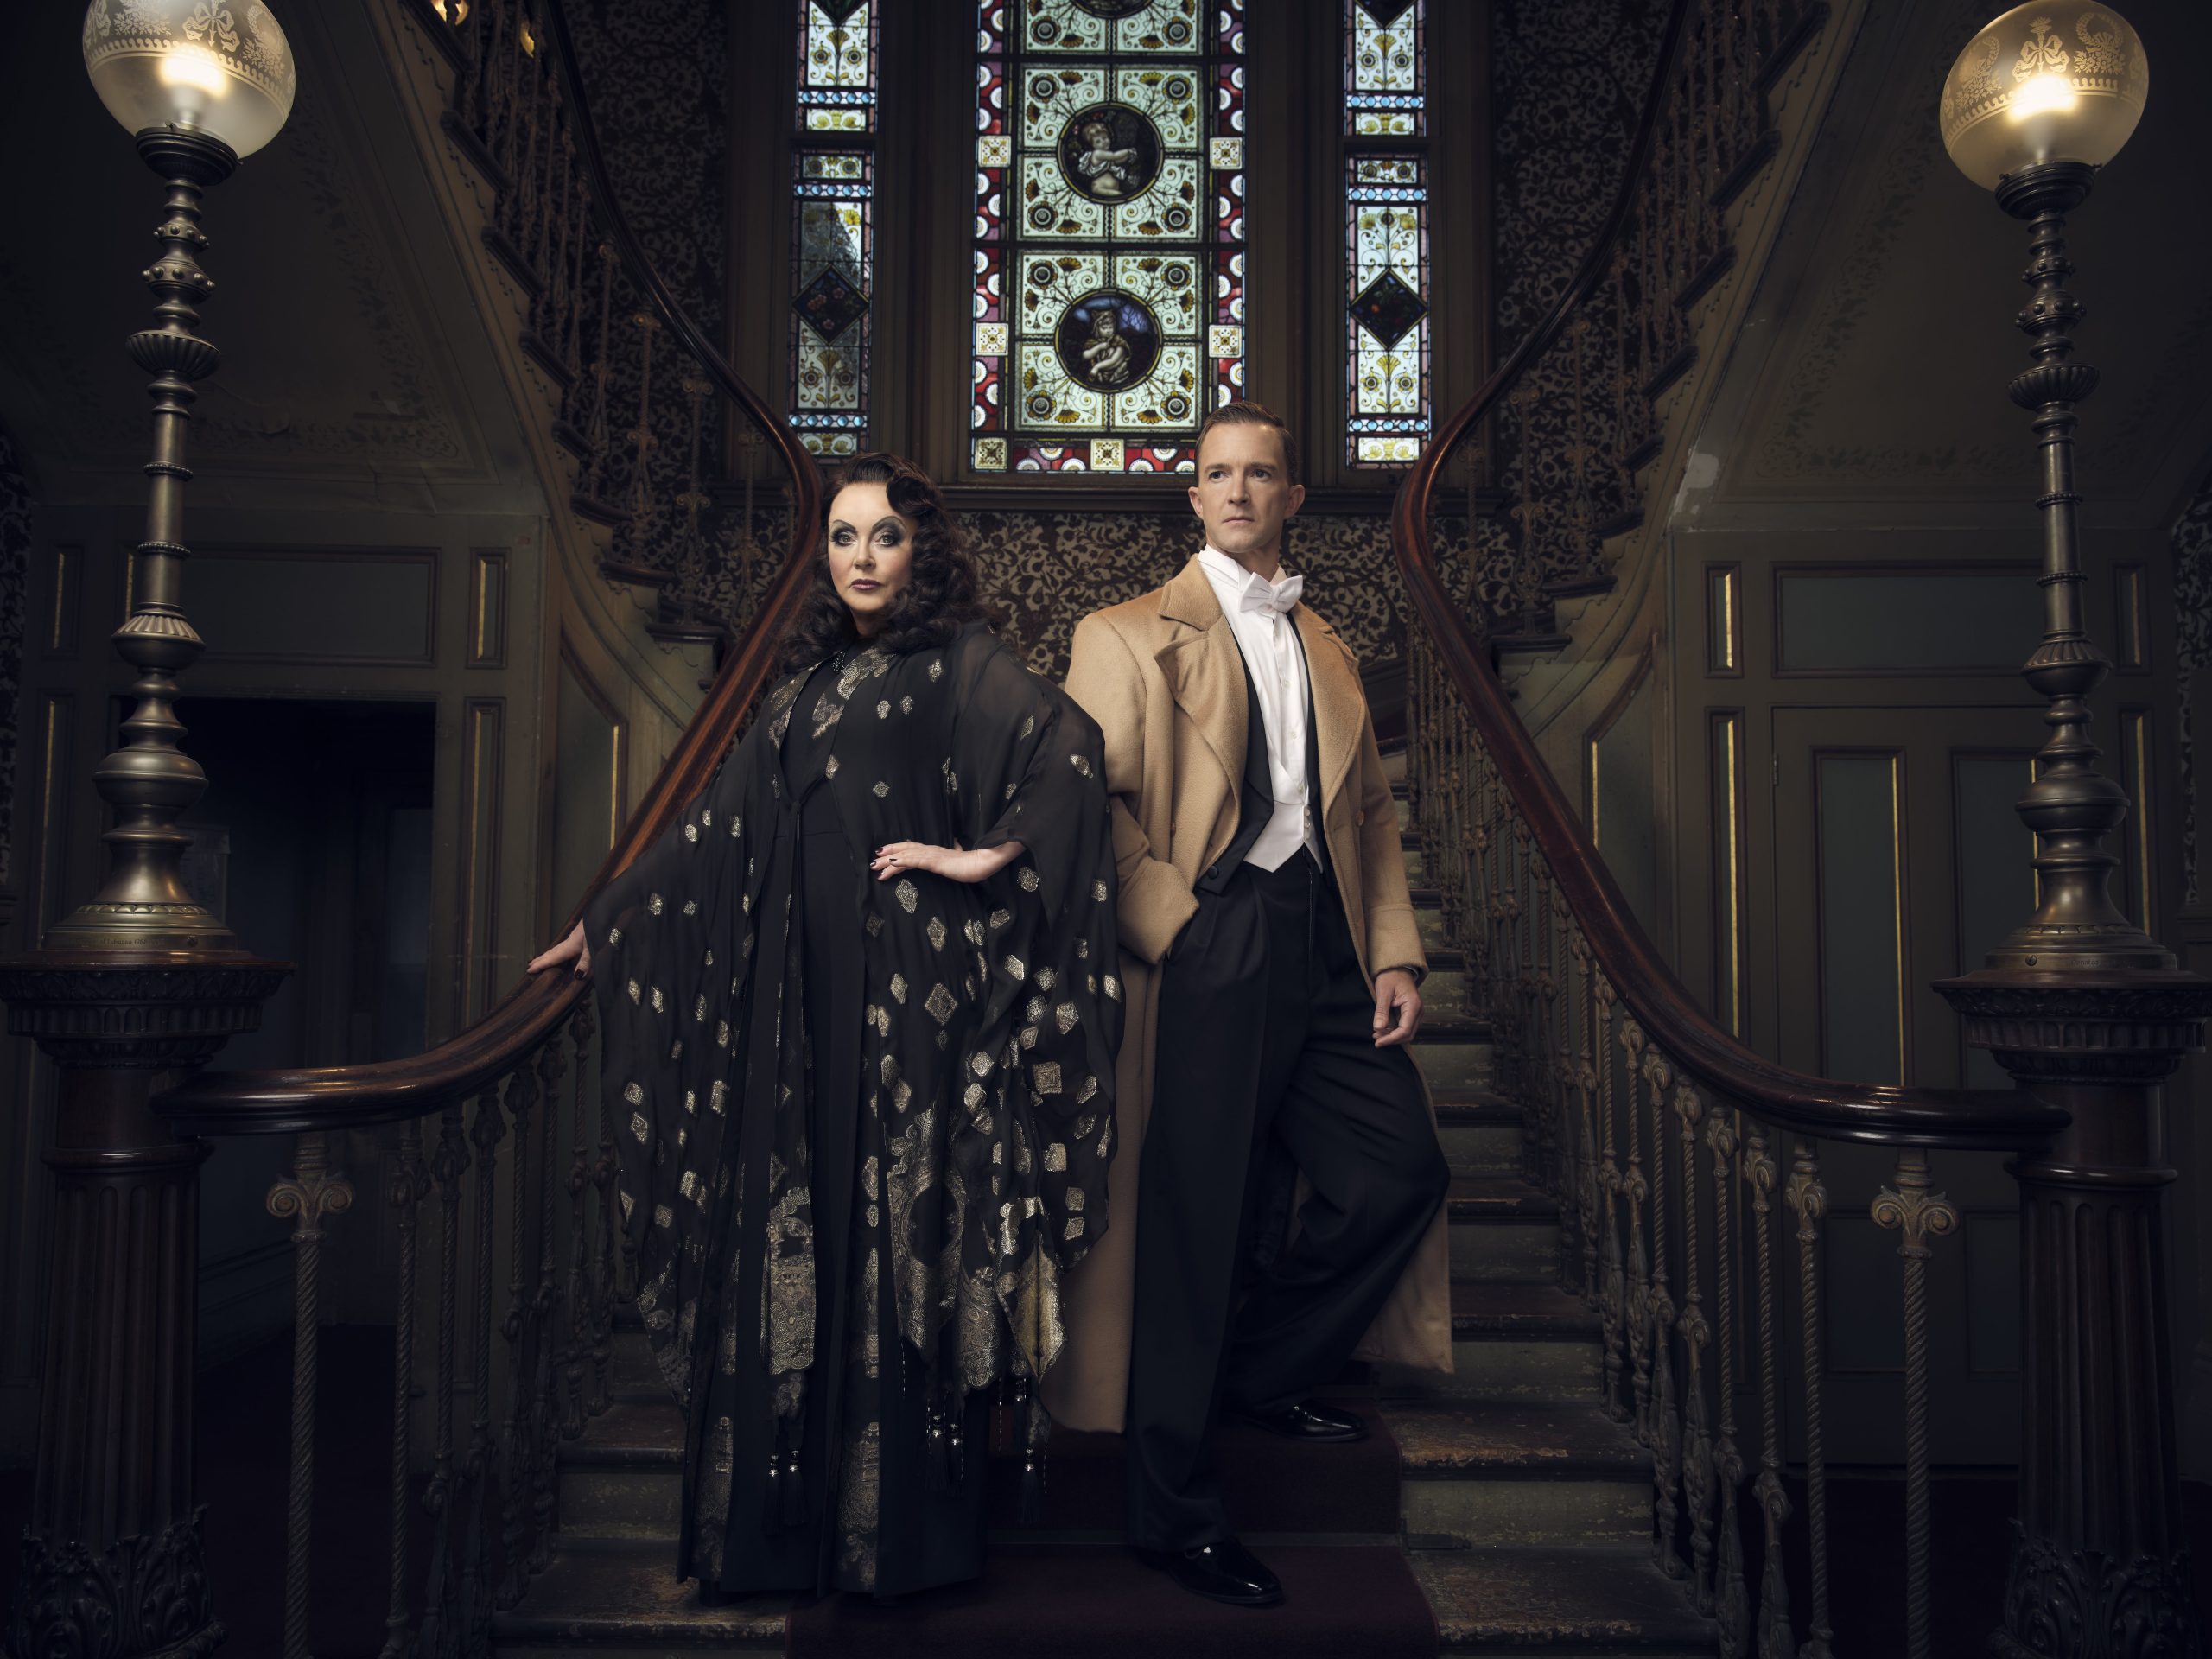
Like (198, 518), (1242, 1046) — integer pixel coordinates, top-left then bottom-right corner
(1196, 547), (1323, 872)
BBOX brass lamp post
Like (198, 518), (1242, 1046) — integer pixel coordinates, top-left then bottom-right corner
(1933, 7), (2212, 1655)
(0, 6), (295, 1655)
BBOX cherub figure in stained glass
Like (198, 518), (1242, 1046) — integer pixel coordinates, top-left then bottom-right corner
(1081, 308), (1134, 385)
(1074, 114), (1143, 199)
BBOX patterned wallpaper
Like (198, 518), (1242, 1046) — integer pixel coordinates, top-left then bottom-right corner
(1490, 0), (1666, 349)
(1482, 0), (1668, 621)
(0, 416), (27, 893)
(2175, 468), (2212, 906)
(562, 0), (733, 579)
(562, 0), (725, 332)
(698, 504), (1432, 685)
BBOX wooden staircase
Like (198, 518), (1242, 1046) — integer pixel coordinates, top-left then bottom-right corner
(488, 736), (1717, 1657)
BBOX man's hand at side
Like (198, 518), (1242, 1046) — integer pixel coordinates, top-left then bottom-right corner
(1372, 968), (1421, 1047)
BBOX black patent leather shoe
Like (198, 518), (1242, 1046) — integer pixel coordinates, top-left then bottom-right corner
(1236, 1397), (1369, 1444)
(1138, 1537), (1284, 1607)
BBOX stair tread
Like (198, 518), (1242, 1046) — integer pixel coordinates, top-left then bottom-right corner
(1414, 1546), (1716, 1652)
(1388, 1402), (1649, 1478)
(1434, 1096), (1520, 1126)
(1450, 1281), (1602, 1338)
(1448, 1177), (1558, 1221)
(1412, 1016), (1489, 1046)
(492, 1540), (787, 1646)
(562, 1398), (682, 1464)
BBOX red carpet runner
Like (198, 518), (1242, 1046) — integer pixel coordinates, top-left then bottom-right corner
(786, 1406), (1438, 1658)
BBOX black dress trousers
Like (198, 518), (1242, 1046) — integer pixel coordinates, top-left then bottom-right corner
(1124, 851), (1449, 1552)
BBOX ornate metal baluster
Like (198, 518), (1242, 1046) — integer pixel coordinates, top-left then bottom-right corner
(1469, 760), (1495, 1008)
(1506, 385), (1547, 633)
(1872, 1149), (1958, 1659)
(1643, 1048), (1683, 1577)
(1568, 924), (1601, 1304)
(451, 0), (486, 139)
(267, 1133), (355, 1659)
(493, 3), (523, 191)
(1741, 1120), (1795, 1658)
(505, 13), (543, 257)
(1707, 1104), (1751, 1656)
(477, 2), (510, 178)
(563, 1000), (595, 1439)
(533, 72), (564, 294)
(563, 166), (591, 378)
(1506, 817), (1532, 1146)
(380, 1120), (429, 1659)
(1608, 249), (1640, 491)
(1784, 1139), (1834, 1659)
(529, 1034), (566, 1573)
(671, 372), (712, 624)
(418, 1096), (473, 1659)
(1566, 311), (1599, 586)
(1620, 1019), (1653, 1441)
(1594, 976), (1628, 1421)
(496, 1061), (536, 1610)
(576, 242), (619, 505)
(1531, 861), (1561, 1205)
(622, 310), (664, 566)
(462, 1084), (509, 1649)
(1674, 1080), (1717, 1609)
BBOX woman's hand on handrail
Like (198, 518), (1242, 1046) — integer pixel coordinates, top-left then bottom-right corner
(528, 921), (591, 980)
(871, 840), (1024, 885)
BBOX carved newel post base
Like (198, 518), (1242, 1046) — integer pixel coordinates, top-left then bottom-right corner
(1939, 975), (2212, 1659)
(0, 958), (289, 1659)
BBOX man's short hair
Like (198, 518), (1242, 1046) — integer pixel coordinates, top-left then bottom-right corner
(1194, 400), (1302, 486)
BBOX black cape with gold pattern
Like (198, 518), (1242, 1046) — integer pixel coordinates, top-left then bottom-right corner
(582, 621), (1120, 1579)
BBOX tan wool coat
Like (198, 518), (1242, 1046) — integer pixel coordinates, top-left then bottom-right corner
(1042, 556), (1455, 1433)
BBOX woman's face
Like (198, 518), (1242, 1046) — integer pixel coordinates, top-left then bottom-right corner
(826, 480), (917, 636)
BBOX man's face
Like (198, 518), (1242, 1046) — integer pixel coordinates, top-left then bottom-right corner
(1188, 421), (1305, 567)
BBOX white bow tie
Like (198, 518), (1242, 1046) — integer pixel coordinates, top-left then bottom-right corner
(1238, 572), (1303, 615)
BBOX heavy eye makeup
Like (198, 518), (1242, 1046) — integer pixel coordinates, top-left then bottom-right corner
(830, 520), (907, 550)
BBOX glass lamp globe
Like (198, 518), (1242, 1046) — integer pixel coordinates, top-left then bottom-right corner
(82, 0), (296, 160)
(1940, 3), (2148, 191)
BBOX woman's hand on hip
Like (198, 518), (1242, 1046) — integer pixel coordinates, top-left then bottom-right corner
(872, 840), (1025, 885)
(528, 921), (590, 980)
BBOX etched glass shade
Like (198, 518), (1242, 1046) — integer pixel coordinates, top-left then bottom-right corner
(1940, 3), (2147, 191)
(83, 0), (296, 159)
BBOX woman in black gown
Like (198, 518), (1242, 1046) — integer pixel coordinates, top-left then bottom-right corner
(529, 454), (1120, 1599)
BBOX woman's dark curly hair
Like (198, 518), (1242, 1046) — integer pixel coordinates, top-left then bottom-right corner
(779, 453), (1005, 670)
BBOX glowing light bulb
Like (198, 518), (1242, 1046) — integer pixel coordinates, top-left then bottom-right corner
(2009, 73), (2079, 123)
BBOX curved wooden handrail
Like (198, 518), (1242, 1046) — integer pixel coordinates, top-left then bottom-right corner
(160, 0), (822, 1137)
(1390, 1), (2063, 1154)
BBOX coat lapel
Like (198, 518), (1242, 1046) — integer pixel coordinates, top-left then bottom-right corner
(1293, 604), (1363, 810)
(1153, 558), (1246, 806)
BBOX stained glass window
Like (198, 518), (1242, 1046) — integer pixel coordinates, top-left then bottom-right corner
(972, 0), (1247, 476)
(1344, 0), (1428, 467)
(790, 3), (878, 457)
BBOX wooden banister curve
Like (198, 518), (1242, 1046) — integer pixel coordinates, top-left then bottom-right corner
(159, 0), (821, 1136)
(1389, 0), (2063, 1154)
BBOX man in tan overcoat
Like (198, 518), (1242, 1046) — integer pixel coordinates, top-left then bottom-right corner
(1046, 402), (1453, 1608)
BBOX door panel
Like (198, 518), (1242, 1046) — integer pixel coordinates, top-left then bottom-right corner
(1770, 707), (2040, 1464)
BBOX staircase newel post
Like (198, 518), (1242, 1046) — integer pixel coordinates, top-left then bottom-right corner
(1931, 18), (2209, 1649)
(0, 21), (302, 1643)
